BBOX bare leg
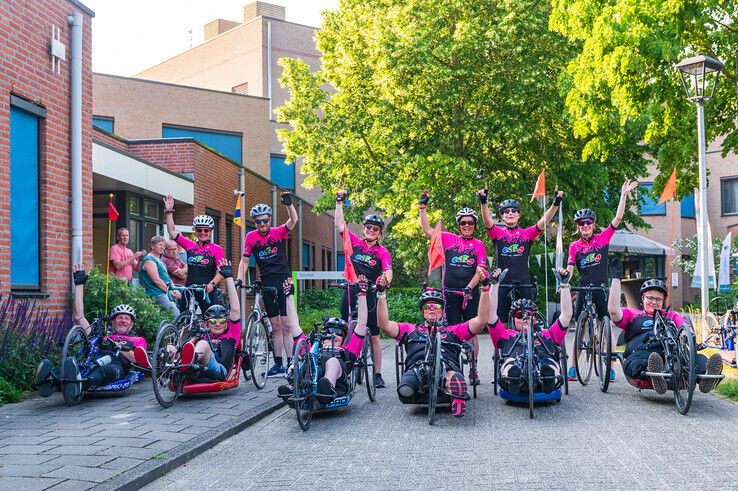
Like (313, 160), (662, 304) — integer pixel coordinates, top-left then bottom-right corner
(371, 334), (382, 374)
(280, 315), (293, 358)
(324, 357), (343, 387)
(270, 315), (284, 361)
(194, 339), (212, 365)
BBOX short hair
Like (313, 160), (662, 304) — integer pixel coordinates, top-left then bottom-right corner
(150, 235), (166, 247)
(116, 227), (129, 237)
(166, 240), (178, 249)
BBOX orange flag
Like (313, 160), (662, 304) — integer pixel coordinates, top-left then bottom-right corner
(428, 222), (445, 275)
(342, 228), (358, 283)
(530, 169), (546, 202)
(658, 168), (677, 204)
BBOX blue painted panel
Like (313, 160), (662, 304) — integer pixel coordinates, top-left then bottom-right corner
(270, 155), (294, 190)
(10, 106), (40, 288)
(337, 253), (345, 272)
(302, 243), (310, 269)
(680, 194), (695, 218)
(246, 226), (256, 266)
(162, 126), (242, 164)
(639, 183), (666, 216)
(92, 117), (114, 132)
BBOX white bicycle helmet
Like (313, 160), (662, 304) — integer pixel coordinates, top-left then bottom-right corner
(193, 215), (215, 229)
(110, 304), (136, 322)
(456, 208), (478, 224)
(250, 203), (272, 218)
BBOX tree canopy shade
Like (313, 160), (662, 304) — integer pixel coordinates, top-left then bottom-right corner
(550, 0), (738, 198)
(276, 0), (646, 269)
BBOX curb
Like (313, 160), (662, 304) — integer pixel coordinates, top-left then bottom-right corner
(94, 398), (285, 491)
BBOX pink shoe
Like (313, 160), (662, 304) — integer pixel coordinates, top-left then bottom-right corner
(448, 373), (468, 418)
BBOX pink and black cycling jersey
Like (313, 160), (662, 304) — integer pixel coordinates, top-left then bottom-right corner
(441, 232), (487, 289)
(243, 225), (291, 279)
(208, 319), (242, 370)
(346, 229), (392, 282)
(567, 225), (616, 286)
(487, 318), (567, 349)
(395, 322), (472, 369)
(175, 234), (225, 286)
(614, 308), (686, 355)
(293, 330), (364, 372)
(486, 225), (541, 282)
(107, 334), (147, 351)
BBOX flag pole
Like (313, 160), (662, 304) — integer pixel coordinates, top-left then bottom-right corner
(105, 193), (114, 314)
(543, 194), (550, 323)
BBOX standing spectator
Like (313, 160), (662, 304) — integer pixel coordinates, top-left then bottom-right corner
(162, 240), (188, 287)
(109, 227), (145, 282)
(140, 235), (181, 317)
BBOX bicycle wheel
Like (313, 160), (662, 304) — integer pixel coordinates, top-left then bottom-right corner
(493, 347), (499, 396)
(152, 322), (183, 408)
(247, 317), (270, 389)
(673, 326), (696, 415)
(61, 325), (90, 406)
(395, 343), (404, 387)
(469, 350), (478, 399)
(363, 336), (376, 402)
(597, 317), (612, 392)
(574, 312), (594, 385)
(427, 334), (442, 425)
(527, 327), (534, 419)
(293, 338), (314, 431)
(560, 337), (569, 395)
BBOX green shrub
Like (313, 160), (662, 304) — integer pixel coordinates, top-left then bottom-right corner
(0, 377), (24, 405)
(83, 268), (171, 343)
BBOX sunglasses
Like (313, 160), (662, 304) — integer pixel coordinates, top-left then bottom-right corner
(364, 225), (381, 232)
(255, 218), (270, 225)
(422, 303), (443, 311)
(208, 318), (227, 325)
(458, 220), (476, 227)
(577, 219), (594, 226)
(502, 208), (519, 215)
(326, 327), (345, 337)
(195, 228), (211, 233)
(643, 295), (664, 304)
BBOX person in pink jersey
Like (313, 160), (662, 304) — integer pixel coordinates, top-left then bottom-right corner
(237, 191), (298, 377)
(109, 227), (145, 282)
(479, 186), (564, 325)
(419, 189), (487, 385)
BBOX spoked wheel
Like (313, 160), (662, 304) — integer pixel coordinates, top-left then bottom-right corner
(493, 347), (499, 396)
(560, 337), (569, 395)
(574, 313), (594, 385)
(293, 338), (314, 431)
(427, 335), (442, 425)
(363, 336), (376, 402)
(395, 343), (404, 387)
(469, 350), (478, 399)
(673, 326), (696, 415)
(246, 317), (270, 389)
(61, 325), (90, 406)
(597, 317), (613, 392)
(152, 322), (184, 408)
(527, 327), (535, 419)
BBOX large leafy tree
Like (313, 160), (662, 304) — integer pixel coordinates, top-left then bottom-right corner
(550, 0), (738, 197)
(277, 0), (646, 269)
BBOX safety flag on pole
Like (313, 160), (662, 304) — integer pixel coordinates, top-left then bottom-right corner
(234, 195), (243, 227)
(658, 168), (677, 204)
(341, 228), (358, 283)
(555, 206), (564, 271)
(108, 196), (119, 221)
(105, 194), (118, 314)
(530, 169), (546, 202)
(428, 222), (445, 276)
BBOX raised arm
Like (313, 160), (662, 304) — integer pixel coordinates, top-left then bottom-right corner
(536, 187), (563, 231)
(478, 187), (494, 229)
(72, 264), (91, 334)
(218, 260), (240, 321)
(281, 191), (299, 231)
(486, 268), (507, 326)
(554, 268), (573, 327)
(376, 276), (400, 338)
(607, 259), (624, 323)
(612, 179), (638, 228)
(163, 195), (179, 239)
(419, 190), (433, 237)
(334, 190), (347, 234)
(468, 268), (491, 334)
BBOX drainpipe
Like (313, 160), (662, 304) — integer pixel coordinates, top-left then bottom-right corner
(297, 199), (303, 293)
(238, 168), (246, 333)
(68, 12), (83, 268)
(333, 225), (338, 270)
(271, 185), (278, 226)
(267, 21), (272, 118)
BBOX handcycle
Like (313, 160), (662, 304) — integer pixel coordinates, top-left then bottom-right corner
(571, 285), (610, 388)
(60, 315), (148, 406)
(597, 309), (724, 415)
(394, 321), (477, 425)
(699, 297), (738, 367)
(289, 318), (376, 431)
(239, 281), (277, 389)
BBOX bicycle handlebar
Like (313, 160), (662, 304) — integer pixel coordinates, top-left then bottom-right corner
(570, 285), (609, 293)
(499, 282), (536, 289)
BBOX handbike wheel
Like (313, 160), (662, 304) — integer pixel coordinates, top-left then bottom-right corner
(395, 342), (404, 387)
(247, 318), (270, 389)
(560, 337), (569, 395)
(493, 347), (499, 396)
(527, 327), (534, 419)
(597, 317), (613, 392)
(152, 322), (183, 408)
(673, 326), (696, 415)
(293, 338), (314, 431)
(363, 336), (376, 402)
(574, 313), (594, 385)
(469, 348), (478, 399)
(61, 325), (90, 406)
(428, 335), (442, 425)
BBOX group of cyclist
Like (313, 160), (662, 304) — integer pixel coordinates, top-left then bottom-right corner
(36, 178), (724, 415)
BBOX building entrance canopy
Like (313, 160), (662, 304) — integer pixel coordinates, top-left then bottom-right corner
(610, 229), (673, 256)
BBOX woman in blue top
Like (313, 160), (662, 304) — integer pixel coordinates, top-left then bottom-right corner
(140, 235), (181, 317)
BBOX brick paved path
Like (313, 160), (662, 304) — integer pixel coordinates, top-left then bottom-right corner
(0, 372), (283, 490)
(146, 337), (738, 489)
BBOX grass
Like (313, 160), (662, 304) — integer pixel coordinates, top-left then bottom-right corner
(716, 378), (738, 403)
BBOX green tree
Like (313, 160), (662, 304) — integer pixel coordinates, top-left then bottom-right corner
(277, 0), (646, 269)
(550, 0), (738, 197)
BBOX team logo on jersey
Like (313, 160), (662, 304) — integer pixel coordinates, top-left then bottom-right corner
(579, 253), (602, 267)
(502, 243), (525, 255)
(258, 246), (278, 258)
(642, 319), (654, 328)
(450, 254), (475, 266)
(188, 254), (210, 265)
(354, 253), (377, 266)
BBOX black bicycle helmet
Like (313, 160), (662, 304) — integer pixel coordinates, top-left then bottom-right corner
(574, 208), (596, 223)
(363, 214), (385, 232)
(640, 279), (667, 296)
(204, 304), (228, 320)
(510, 298), (537, 317)
(498, 199), (521, 214)
(323, 317), (349, 337)
(418, 289), (445, 310)
(110, 304), (136, 322)
(456, 208), (478, 224)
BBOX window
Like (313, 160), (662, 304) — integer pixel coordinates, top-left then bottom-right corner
(206, 208), (221, 244)
(270, 155), (294, 190)
(302, 242), (310, 271)
(10, 98), (44, 289)
(128, 195), (164, 251)
(638, 183), (666, 216)
(722, 177), (738, 215)
(337, 253), (345, 272)
(680, 193), (695, 219)
(232, 82), (248, 95)
(225, 214), (233, 259)
(92, 116), (114, 133)
(162, 124), (242, 164)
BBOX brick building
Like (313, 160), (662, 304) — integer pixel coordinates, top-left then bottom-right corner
(1, 0), (95, 314)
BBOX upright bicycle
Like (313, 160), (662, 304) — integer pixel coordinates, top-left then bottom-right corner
(241, 281), (277, 389)
(571, 285), (609, 388)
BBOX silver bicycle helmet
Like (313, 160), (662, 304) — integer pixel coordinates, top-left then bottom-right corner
(418, 289), (445, 310)
(640, 279), (667, 296)
(498, 199), (521, 214)
(250, 203), (272, 218)
(193, 215), (215, 229)
(456, 208), (478, 224)
(574, 208), (596, 222)
(110, 304), (136, 322)
(510, 298), (537, 317)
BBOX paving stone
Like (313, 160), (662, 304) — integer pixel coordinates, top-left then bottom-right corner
(0, 445), (58, 455)
(44, 436), (106, 446)
(0, 476), (62, 491)
(95, 445), (172, 460)
(0, 464), (63, 478)
(42, 465), (119, 483)
(98, 457), (146, 471)
(43, 445), (109, 456)
(46, 480), (96, 490)
(0, 454), (58, 465)
(43, 455), (116, 468)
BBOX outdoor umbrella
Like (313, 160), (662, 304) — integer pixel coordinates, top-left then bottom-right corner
(609, 229), (673, 256)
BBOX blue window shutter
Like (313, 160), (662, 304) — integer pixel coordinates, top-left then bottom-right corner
(92, 117), (114, 132)
(10, 106), (40, 288)
(246, 226), (256, 266)
(270, 155), (294, 190)
(337, 253), (345, 272)
(162, 126), (242, 164)
(302, 243), (310, 269)
(680, 194), (695, 218)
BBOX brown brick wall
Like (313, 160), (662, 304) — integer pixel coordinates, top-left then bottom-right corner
(0, 0), (94, 315)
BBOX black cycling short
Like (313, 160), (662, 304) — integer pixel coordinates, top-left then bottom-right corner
(341, 287), (379, 336)
(261, 275), (289, 318)
(573, 289), (608, 321)
(319, 352), (352, 395)
(85, 355), (129, 389)
(178, 288), (223, 315)
(497, 285), (534, 324)
(445, 287), (480, 325)
(623, 345), (709, 380)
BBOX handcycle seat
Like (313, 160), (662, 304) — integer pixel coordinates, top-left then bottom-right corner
(89, 371), (144, 393)
(499, 388), (561, 403)
(182, 357), (242, 394)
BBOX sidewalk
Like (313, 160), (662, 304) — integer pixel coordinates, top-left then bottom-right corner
(0, 373), (283, 490)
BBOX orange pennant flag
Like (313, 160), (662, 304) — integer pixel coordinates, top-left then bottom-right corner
(341, 228), (358, 283)
(530, 169), (546, 202)
(658, 168), (677, 204)
(428, 222), (445, 275)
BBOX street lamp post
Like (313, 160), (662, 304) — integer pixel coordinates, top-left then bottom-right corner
(676, 55), (724, 315)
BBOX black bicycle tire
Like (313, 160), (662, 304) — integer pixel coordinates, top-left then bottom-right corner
(363, 336), (376, 402)
(293, 339), (314, 431)
(674, 326), (696, 415)
(61, 325), (89, 406)
(395, 342), (404, 387)
(151, 322), (183, 408)
(598, 317), (612, 392)
(574, 312), (594, 385)
(428, 334), (442, 425)
(561, 336), (569, 395)
(527, 326), (534, 419)
(493, 347), (499, 396)
(247, 319), (270, 389)
(470, 349), (478, 399)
